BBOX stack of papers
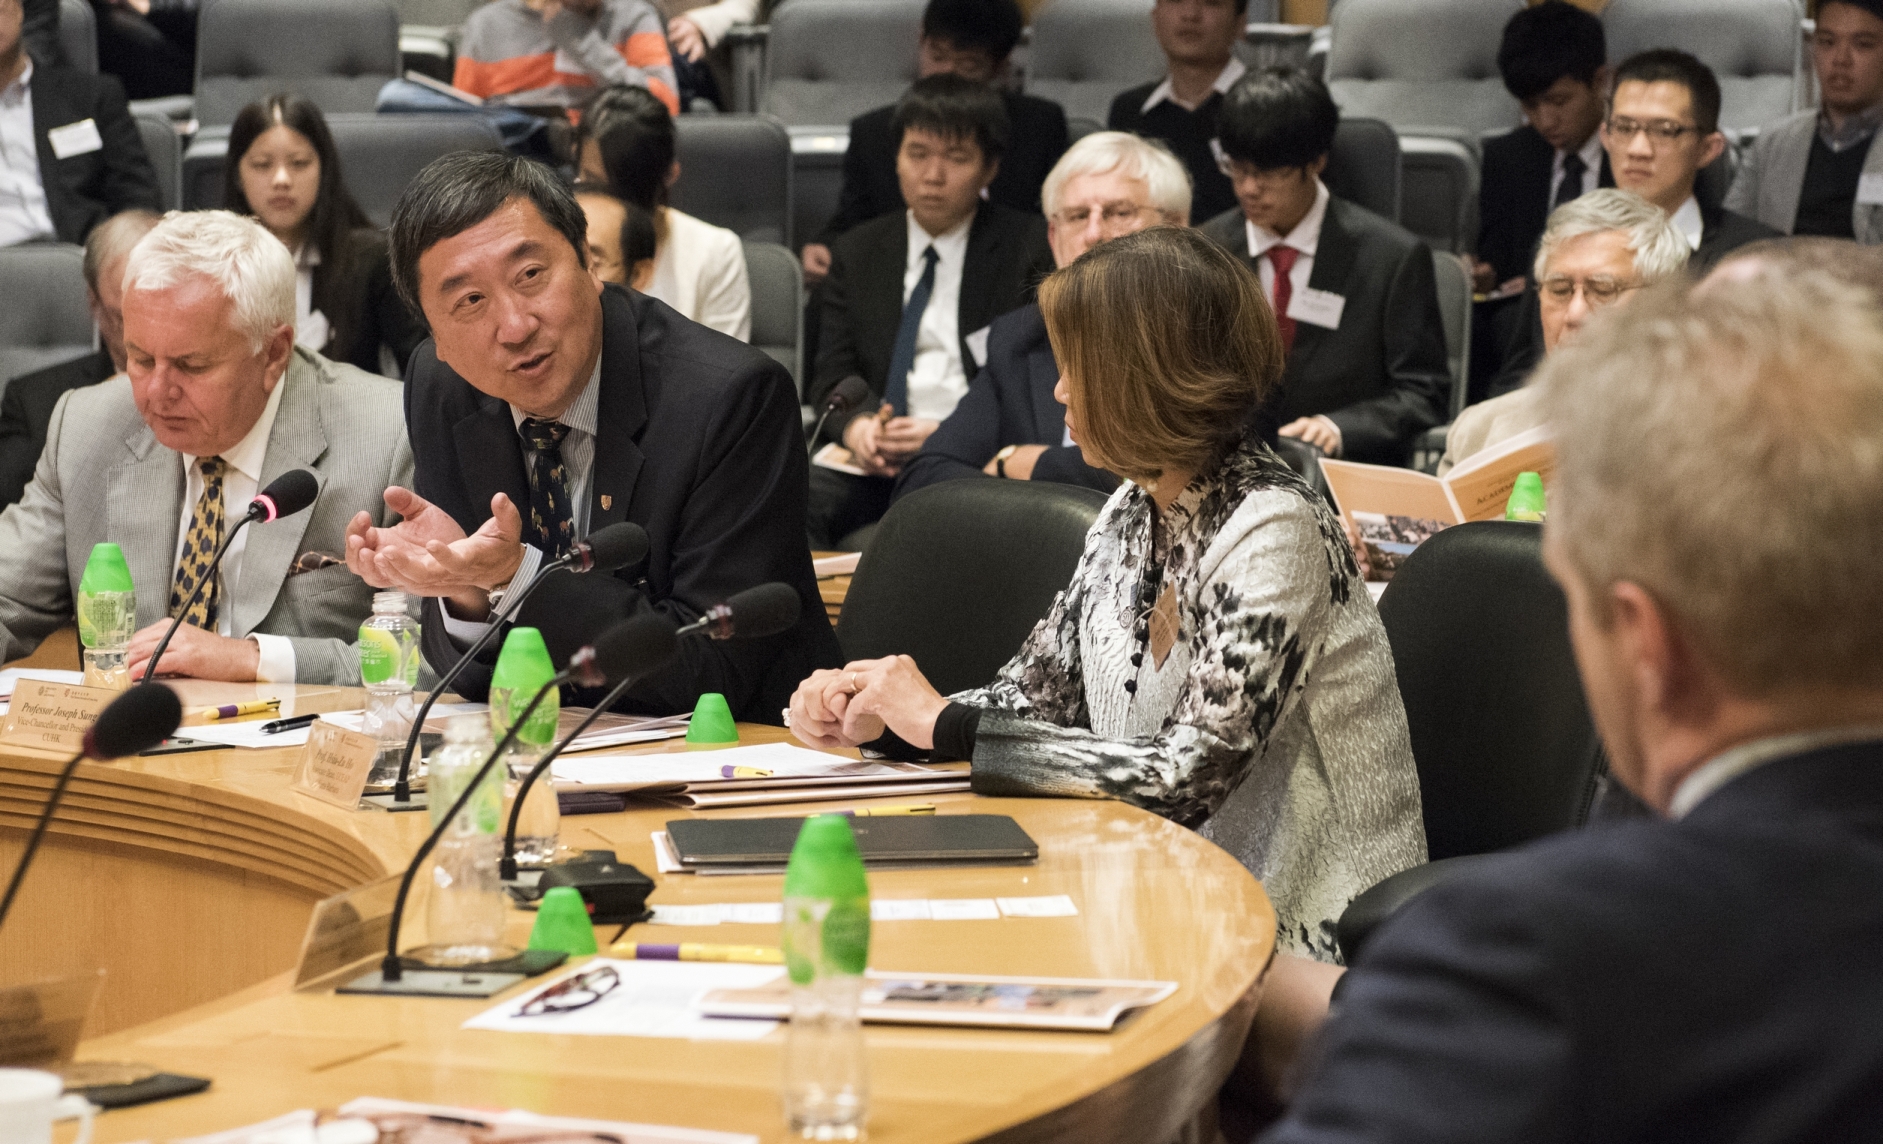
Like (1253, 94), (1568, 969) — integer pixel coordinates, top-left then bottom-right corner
(551, 742), (969, 809)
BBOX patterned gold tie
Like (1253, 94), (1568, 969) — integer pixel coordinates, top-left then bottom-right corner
(169, 456), (226, 630)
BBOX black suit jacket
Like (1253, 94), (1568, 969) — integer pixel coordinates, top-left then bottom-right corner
(1264, 739), (1883, 1143)
(815, 91), (1070, 244)
(891, 303), (1117, 501)
(0, 348), (112, 510)
(1107, 82), (1237, 222)
(1199, 198), (1448, 465)
(810, 201), (1054, 444)
(319, 228), (427, 378)
(1477, 126), (1615, 284)
(407, 287), (841, 723)
(28, 59), (162, 245)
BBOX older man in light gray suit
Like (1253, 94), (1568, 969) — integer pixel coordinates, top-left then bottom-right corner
(0, 210), (412, 685)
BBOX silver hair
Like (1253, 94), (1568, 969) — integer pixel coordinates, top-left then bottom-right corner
(1041, 131), (1193, 224)
(122, 210), (296, 352)
(1533, 188), (1691, 284)
(82, 210), (161, 293)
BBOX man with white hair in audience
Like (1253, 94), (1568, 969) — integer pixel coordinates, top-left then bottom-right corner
(894, 131), (1192, 499)
(1438, 189), (1688, 474)
(0, 210), (412, 685)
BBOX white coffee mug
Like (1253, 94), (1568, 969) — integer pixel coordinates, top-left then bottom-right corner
(0, 1069), (93, 1144)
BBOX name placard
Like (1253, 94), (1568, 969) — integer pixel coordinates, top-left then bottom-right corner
(0, 681), (118, 753)
(291, 720), (380, 810)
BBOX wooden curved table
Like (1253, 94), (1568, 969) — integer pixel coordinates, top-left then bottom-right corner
(1, 685), (1276, 1144)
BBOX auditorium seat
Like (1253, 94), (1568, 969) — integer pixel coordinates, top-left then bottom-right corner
(1410, 249), (1473, 473)
(760, 0), (923, 129)
(1336, 520), (1605, 961)
(837, 480), (1107, 697)
(57, 0), (95, 73)
(743, 240), (803, 391)
(1602, 0), (1804, 140)
(0, 245), (92, 401)
(1024, 0), (1165, 134)
(135, 113), (182, 212)
(1323, 117), (1401, 223)
(1400, 135), (1478, 255)
(1324, 0), (1524, 141)
(193, 0), (402, 128)
(674, 115), (793, 246)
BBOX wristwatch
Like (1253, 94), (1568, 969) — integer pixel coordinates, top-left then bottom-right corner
(994, 444), (1019, 478)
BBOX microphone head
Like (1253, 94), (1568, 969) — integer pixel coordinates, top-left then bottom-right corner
(589, 613), (680, 687)
(83, 683), (182, 760)
(826, 375), (871, 415)
(722, 582), (802, 639)
(579, 522), (649, 573)
(252, 469), (319, 523)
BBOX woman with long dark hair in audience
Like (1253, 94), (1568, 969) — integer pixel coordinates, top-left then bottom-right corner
(577, 84), (752, 340)
(788, 226), (1426, 964)
(222, 93), (425, 377)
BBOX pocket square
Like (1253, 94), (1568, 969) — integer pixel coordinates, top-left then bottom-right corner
(290, 551), (344, 576)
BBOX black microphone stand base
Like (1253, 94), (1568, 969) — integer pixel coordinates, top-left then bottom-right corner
(337, 948), (568, 997)
(360, 792), (431, 813)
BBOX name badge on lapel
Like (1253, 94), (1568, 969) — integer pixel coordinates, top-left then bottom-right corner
(1287, 287), (1346, 330)
(1859, 172), (1883, 206)
(48, 118), (104, 160)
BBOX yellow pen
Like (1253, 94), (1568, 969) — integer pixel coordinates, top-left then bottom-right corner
(721, 765), (774, 778)
(842, 804), (936, 817)
(201, 699), (281, 721)
(612, 942), (783, 964)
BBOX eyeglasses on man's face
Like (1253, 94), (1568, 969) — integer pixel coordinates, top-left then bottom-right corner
(1053, 202), (1154, 231)
(1539, 275), (1642, 307)
(1215, 157), (1310, 187)
(1605, 117), (1702, 144)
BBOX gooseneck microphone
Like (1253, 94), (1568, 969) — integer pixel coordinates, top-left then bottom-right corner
(0, 684), (182, 933)
(143, 468), (321, 681)
(499, 583), (804, 878)
(809, 375), (872, 449)
(375, 619), (663, 983)
(390, 521), (650, 804)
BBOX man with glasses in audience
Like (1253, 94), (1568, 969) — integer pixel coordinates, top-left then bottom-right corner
(1726, 0), (1883, 243)
(894, 132), (1191, 500)
(1199, 67), (1448, 467)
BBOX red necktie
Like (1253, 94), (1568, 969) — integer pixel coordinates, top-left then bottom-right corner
(1268, 245), (1299, 355)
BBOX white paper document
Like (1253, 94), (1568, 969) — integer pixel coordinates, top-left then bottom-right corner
(928, 898), (1001, 920)
(996, 894), (1079, 918)
(463, 958), (783, 1041)
(180, 721), (315, 749)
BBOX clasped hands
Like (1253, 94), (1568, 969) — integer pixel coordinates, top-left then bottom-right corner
(345, 487), (527, 621)
(789, 655), (949, 751)
(843, 407), (939, 478)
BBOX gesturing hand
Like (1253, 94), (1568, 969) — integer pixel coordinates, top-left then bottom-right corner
(346, 488), (526, 617)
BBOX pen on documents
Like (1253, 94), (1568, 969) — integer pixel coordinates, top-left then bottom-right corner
(841, 804), (936, 817)
(260, 712), (320, 734)
(612, 942), (783, 964)
(202, 699), (280, 721)
(721, 765), (773, 778)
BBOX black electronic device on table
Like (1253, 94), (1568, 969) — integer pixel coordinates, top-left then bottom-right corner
(667, 814), (1040, 868)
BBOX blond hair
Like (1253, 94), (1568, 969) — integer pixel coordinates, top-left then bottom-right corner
(1537, 266), (1883, 694)
(1039, 227), (1282, 484)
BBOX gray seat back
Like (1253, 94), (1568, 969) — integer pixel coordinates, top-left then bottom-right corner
(193, 0), (401, 127)
(1325, 0), (1525, 139)
(674, 115), (793, 245)
(135, 113), (182, 211)
(58, 0), (95, 73)
(743, 241), (803, 393)
(1025, 0), (1163, 128)
(1430, 248), (1471, 420)
(0, 245), (92, 398)
(326, 113), (503, 227)
(1400, 135), (1479, 254)
(1323, 116), (1401, 221)
(1602, 0), (1802, 138)
(761, 0), (923, 127)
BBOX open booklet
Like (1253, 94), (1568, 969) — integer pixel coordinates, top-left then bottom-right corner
(1320, 424), (1554, 578)
(698, 971), (1178, 1032)
(551, 741), (969, 809)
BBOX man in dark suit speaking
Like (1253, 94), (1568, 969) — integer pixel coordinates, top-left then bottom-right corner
(1199, 68), (1448, 467)
(1261, 261), (1883, 1143)
(346, 152), (839, 722)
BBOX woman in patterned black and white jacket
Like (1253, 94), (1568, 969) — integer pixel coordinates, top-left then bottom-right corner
(787, 227), (1426, 964)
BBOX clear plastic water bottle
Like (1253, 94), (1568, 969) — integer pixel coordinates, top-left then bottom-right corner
(359, 591), (420, 786)
(77, 543), (136, 689)
(781, 815), (872, 1140)
(489, 627), (560, 867)
(424, 714), (513, 966)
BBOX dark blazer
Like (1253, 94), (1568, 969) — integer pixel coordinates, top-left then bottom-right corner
(28, 58), (162, 245)
(809, 201), (1054, 444)
(1477, 125), (1614, 284)
(0, 348), (112, 510)
(1694, 200), (1781, 271)
(407, 287), (842, 723)
(892, 303), (1117, 501)
(1107, 82), (1237, 222)
(814, 91), (1070, 245)
(1200, 198), (1449, 465)
(1264, 739), (1883, 1143)
(318, 228), (427, 378)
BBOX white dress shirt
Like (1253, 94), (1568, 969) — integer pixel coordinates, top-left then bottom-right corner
(1549, 132), (1604, 207)
(1141, 56), (1246, 115)
(172, 378), (296, 681)
(902, 210), (973, 422)
(0, 60), (56, 248)
(1672, 195), (1705, 251)
(1245, 178), (1331, 309)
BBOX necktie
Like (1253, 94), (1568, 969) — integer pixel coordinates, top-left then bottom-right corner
(170, 456), (226, 630)
(1268, 245), (1299, 355)
(882, 245), (940, 417)
(518, 418), (575, 560)
(1555, 152), (1587, 211)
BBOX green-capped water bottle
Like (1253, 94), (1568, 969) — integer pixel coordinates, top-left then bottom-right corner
(424, 713), (513, 966)
(781, 814), (871, 1139)
(77, 543), (136, 689)
(490, 626), (561, 867)
(1505, 471), (1547, 522)
(360, 591), (420, 785)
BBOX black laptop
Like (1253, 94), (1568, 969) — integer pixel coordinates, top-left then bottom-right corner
(666, 814), (1039, 868)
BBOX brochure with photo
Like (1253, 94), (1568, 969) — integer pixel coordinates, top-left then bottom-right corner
(698, 971), (1177, 1032)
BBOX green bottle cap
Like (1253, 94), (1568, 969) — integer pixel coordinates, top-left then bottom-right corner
(491, 627), (555, 690)
(685, 692), (739, 744)
(783, 814), (870, 901)
(527, 886), (598, 956)
(79, 543), (134, 595)
(1505, 471), (1547, 522)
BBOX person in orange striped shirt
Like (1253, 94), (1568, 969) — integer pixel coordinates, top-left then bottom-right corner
(454, 0), (679, 116)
